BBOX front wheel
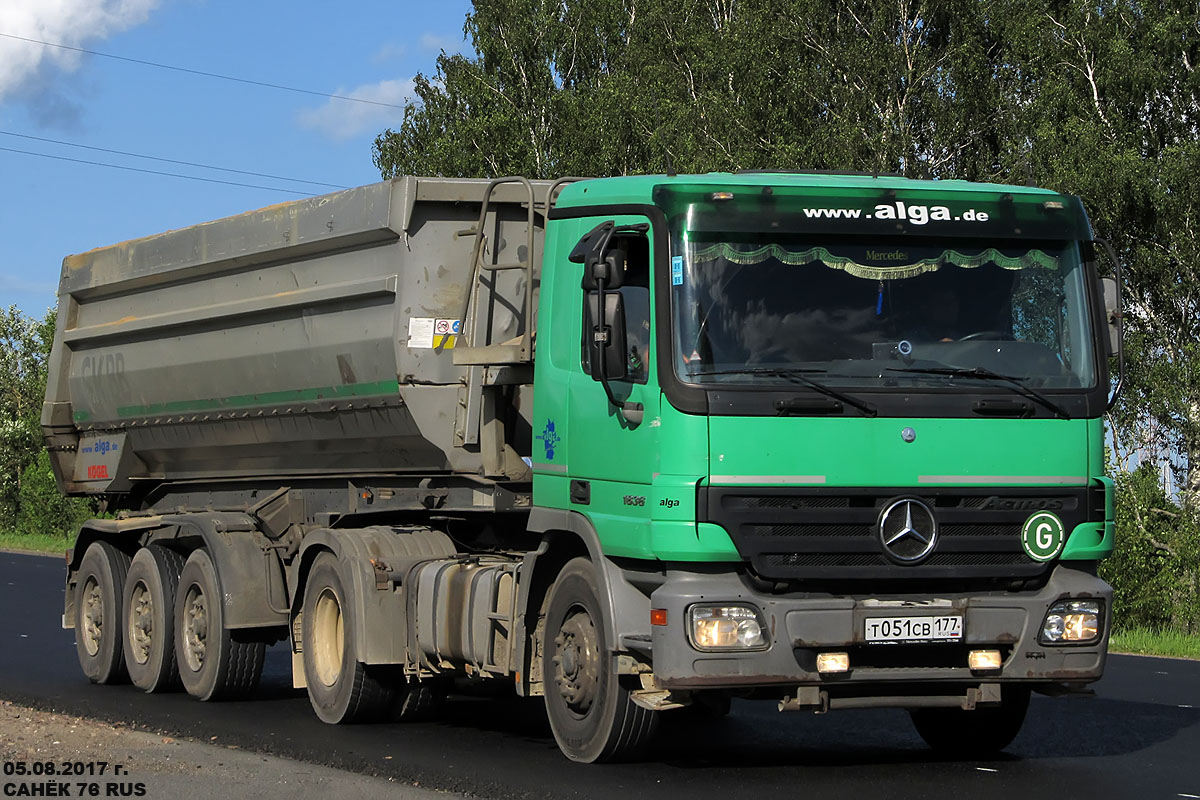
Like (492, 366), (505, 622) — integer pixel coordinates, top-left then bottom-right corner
(909, 685), (1031, 756)
(543, 557), (658, 763)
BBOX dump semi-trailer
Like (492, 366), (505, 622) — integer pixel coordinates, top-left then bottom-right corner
(45, 173), (1123, 762)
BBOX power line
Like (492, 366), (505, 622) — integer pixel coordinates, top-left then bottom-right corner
(0, 145), (316, 195)
(0, 31), (407, 110)
(0, 130), (348, 189)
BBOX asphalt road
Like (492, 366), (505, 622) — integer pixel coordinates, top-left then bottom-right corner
(2, 550), (1198, 799)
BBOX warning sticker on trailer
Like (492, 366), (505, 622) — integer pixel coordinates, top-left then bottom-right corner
(408, 317), (461, 349)
(408, 317), (435, 348)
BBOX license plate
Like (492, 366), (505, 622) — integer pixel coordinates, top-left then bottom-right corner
(865, 615), (963, 643)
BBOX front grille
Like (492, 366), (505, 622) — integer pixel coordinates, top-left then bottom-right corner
(765, 551), (1032, 569)
(699, 486), (1089, 582)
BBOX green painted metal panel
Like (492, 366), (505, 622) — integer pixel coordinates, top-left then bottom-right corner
(553, 172), (1075, 212)
(1061, 522), (1114, 560)
(707, 416), (1091, 488)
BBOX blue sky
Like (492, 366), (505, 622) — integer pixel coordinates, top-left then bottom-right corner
(0, 0), (473, 317)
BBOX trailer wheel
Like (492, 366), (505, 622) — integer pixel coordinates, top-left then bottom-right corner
(123, 545), (186, 693)
(909, 685), (1031, 756)
(302, 553), (396, 723)
(74, 541), (132, 684)
(543, 557), (658, 763)
(175, 549), (264, 701)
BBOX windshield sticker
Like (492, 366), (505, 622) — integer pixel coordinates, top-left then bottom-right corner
(671, 255), (684, 285)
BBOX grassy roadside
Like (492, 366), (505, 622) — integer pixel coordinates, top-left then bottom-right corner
(1109, 627), (1200, 661)
(0, 530), (75, 556)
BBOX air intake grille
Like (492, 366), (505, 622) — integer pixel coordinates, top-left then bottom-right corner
(699, 486), (1088, 582)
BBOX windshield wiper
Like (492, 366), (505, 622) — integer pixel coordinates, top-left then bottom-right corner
(688, 367), (878, 417)
(886, 366), (1071, 419)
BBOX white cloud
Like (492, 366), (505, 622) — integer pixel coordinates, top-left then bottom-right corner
(419, 32), (461, 53)
(371, 42), (406, 64)
(297, 78), (414, 141)
(0, 0), (160, 100)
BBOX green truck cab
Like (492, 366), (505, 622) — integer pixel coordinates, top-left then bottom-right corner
(530, 173), (1117, 757)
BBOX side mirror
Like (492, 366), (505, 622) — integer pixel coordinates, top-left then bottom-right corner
(585, 292), (628, 381)
(1093, 238), (1124, 409)
(1100, 276), (1121, 357)
(569, 220), (614, 264)
(582, 250), (626, 291)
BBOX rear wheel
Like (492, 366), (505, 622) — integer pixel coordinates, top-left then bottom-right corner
(74, 541), (132, 684)
(302, 553), (396, 723)
(123, 545), (186, 692)
(175, 549), (264, 700)
(910, 686), (1031, 756)
(543, 557), (658, 763)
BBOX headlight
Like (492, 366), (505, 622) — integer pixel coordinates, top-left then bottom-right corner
(688, 605), (769, 651)
(1040, 599), (1103, 644)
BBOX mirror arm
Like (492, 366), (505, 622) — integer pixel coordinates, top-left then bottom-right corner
(593, 276), (643, 427)
(1095, 237), (1125, 409)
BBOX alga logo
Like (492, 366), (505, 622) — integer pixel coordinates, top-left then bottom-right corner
(536, 419), (561, 460)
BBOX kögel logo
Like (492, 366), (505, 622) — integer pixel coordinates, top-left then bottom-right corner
(878, 498), (938, 564)
(982, 496), (1064, 511)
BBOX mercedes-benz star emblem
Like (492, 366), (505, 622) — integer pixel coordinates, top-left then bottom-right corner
(878, 498), (938, 563)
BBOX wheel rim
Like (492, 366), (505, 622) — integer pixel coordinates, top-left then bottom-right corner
(80, 576), (103, 657)
(128, 580), (153, 665)
(182, 583), (208, 673)
(312, 588), (344, 687)
(552, 605), (601, 716)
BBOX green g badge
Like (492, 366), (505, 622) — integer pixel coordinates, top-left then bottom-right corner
(1022, 512), (1065, 561)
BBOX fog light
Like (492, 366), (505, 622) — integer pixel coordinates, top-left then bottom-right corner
(688, 605), (769, 651)
(968, 649), (1003, 671)
(1040, 599), (1102, 644)
(816, 652), (850, 674)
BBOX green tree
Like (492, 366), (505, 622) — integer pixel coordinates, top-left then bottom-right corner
(373, 0), (1017, 180)
(1102, 463), (1200, 632)
(0, 305), (91, 537)
(0, 306), (56, 527)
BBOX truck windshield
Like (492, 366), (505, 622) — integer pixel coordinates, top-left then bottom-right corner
(670, 234), (1097, 391)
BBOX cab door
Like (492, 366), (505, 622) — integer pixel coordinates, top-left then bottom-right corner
(566, 215), (660, 559)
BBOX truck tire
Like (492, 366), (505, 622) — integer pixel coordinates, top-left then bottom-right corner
(543, 557), (658, 763)
(392, 680), (447, 722)
(909, 685), (1031, 756)
(302, 553), (396, 723)
(74, 540), (132, 684)
(123, 545), (186, 693)
(174, 549), (264, 701)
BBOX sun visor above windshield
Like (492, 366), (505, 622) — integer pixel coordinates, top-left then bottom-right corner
(688, 243), (1061, 281)
(652, 184), (1093, 241)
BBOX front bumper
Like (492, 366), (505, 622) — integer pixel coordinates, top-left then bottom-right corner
(648, 563), (1111, 691)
